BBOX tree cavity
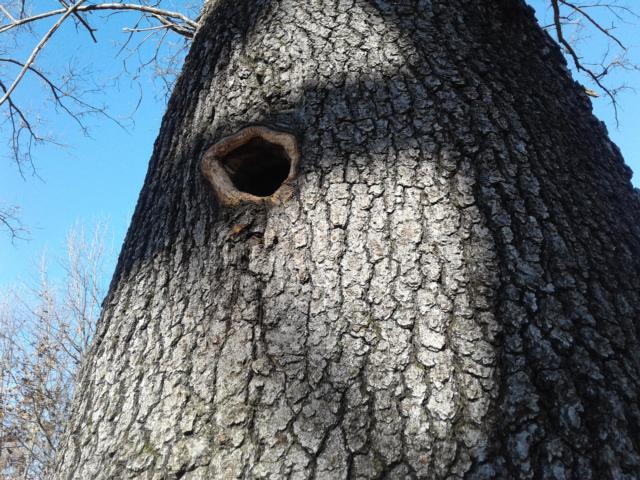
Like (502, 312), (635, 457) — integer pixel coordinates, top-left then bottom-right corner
(201, 126), (299, 206)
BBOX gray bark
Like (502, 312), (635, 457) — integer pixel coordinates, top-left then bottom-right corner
(54, 0), (640, 479)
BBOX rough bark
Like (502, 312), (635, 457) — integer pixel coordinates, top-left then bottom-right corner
(54, 0), (640, 478)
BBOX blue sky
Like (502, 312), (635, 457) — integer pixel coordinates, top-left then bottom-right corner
(1, 4), (183, 288)
(1, 1), (639, 290)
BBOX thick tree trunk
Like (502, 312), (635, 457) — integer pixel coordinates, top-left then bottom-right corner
(54, 0), (640, 478)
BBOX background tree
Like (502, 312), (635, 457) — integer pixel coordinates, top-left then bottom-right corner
(0, 223), (110, 479)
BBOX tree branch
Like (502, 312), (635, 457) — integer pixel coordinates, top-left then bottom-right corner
(0, 57), (126, 131)
(58, 0), (98, 43)
(0, 204), (28, 241)
(0, 0), (88, 108)
(0, 1), (197, 171)
(0, 3), (198, 35)
(548, 0), (627, 124)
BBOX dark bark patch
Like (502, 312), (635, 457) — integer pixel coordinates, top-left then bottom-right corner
(201, 126), (299, 206)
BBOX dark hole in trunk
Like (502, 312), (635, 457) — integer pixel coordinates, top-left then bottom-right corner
(221, 137), (291, 197)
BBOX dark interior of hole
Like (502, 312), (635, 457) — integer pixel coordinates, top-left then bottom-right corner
(221, 137), (291, 197)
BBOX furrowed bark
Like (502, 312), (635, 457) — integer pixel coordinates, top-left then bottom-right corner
(54, 0), (640, 479)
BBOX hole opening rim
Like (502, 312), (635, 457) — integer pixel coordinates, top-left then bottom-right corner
(201, 126), (300, 206)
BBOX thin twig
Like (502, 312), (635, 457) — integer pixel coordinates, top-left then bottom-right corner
(0, 204), (28, 241)
(0, 3), (198, 34)
(559, 0), (626, 49)
(58, 0), (98, 43)
(0, 57), (126, 130)
(0, 4), (17, 23)
(123, 24), (172, 33)
(549, 0), (621, 124)
(0, 0), (88, 108)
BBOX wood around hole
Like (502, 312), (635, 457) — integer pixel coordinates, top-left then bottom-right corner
(201, 126), (300, 207)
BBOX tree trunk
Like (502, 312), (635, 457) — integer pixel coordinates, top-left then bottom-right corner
(54, 0), (640, 478)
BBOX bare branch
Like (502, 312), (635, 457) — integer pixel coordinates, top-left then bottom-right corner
(122, 24), (173, 33)
(0, 0), (88, 108)
(547, 0), (634, 124)
(149, 12), (195, 38)
(58, 0), (98, 43)
(0, 77), (47, 173)
(1, 222), (110, 477)
(559, 0), (625, 48)
(0, 5), (17, 23)
(0, 57), (127, 130)
(0, 3), (198, 35)
(0, 1), (197, 174)
(0, 204), (28, 241)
